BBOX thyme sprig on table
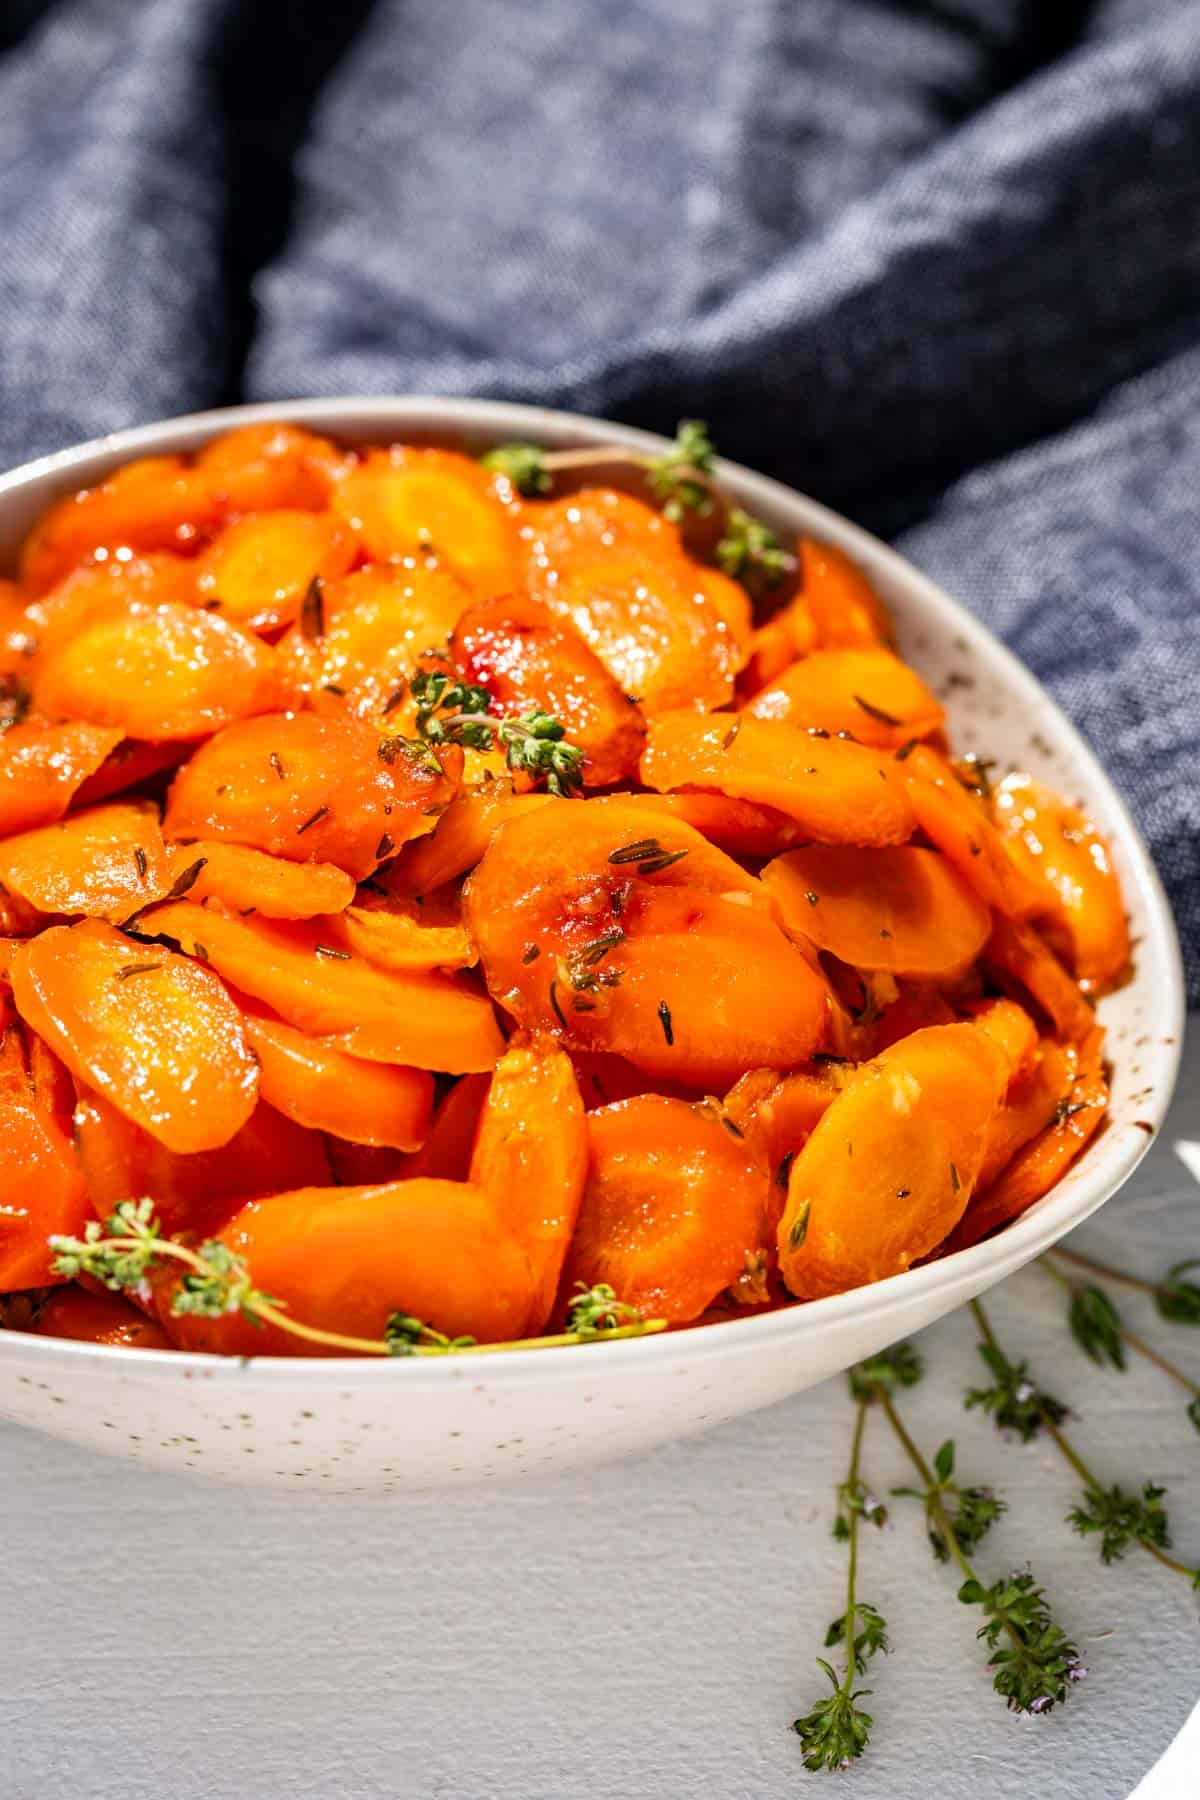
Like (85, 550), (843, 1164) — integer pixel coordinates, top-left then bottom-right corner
(47, 1202), (664, 1359)
(1038, 1256), (1200, 1433)
(482, 419), (795, 594)
(410, 668), (584, 797)
(967, 1298), (1200, 1584)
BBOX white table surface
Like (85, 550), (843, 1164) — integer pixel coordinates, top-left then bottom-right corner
(2, 1029), (1196, 1800)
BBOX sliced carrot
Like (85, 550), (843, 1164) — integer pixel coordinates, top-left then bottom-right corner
(335, 890), (475, 971)
(465, 800), (825, 1089)
(724, 1063), (847, 1170)
(19, 456), (221, 595)
(868, 983), (957, 1053)
(385, 781), (554, 896)
(992, 773), (1131, 993)
(777, 1022), (1009, 1299)
(335, 447), (520, 595)
(11, 919), (258, 1152)
(641, 711), (915, 845)
(969, 1039), (1077, 1200)
(470, 1036), (587, 1332)
(450, 595), (645, 786)
(597, 790), (807, 858)
(946, 1030), (1105, 1249)
(569, 1050), (702, 1109)
(196, 423), (350, 513)
(903, 746), (1044, 918)
(400, 1072), (490, 1180)
(522, 489), (745, 710)
(29, 552), (199, 658)
(797, 537), (893, 648)
(165, 841), (355, 920)
(963, 997), (1039, 1089)
(163, 711), (458, 881)
(740, 600), (819, 696)
(559, 1095), (768, 1323)
(763, 844), (990, 977)
(241, 1002), (434, 1148)
(28, 1285), (174, 1350)
(747, 648), (943, 747)
(0, 800), (170, 922)
(983, 913), (1095, 1042)
(33, 601), (278, 740)
(195, 511), (357, 632)
(0, 720), (122, 837)
(275, 560), (477, 718)
(0, 1011), (90, 1290)
(147, 900), (504, 1073)
(159, 1179), (534, 1355)
(75, 1086), (332, 1238)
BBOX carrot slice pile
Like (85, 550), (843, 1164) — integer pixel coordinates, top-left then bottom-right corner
(0, 422), (1127, 1345)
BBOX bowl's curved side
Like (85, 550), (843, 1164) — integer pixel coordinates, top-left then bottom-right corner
(0, 398), (1183, 1493)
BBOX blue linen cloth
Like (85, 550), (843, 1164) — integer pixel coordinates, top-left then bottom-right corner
(0, 0), (1196, 993)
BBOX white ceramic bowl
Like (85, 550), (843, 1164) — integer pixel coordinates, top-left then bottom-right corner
(0, 399), (1183, 1493)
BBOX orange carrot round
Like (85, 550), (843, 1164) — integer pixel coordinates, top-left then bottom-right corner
(747, 647), (943, 747)
(0, 799), (170, 922)
(195, 510), (357, 632)
(335, 448), (520, 595)
(29, 1286), (174, 1349)
(0, 1014), (90, 1291)
(241, 1003), (434, 1149)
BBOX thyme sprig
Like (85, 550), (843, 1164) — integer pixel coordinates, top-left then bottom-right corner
(854, 1345), (1083, 1716)
(47, 1203), (666, 1359)
(1039, 1256), (1200, 1434)
(793, 1397), (886, 1771)
(411, 669), (584, 797)
(969, 1298), (1200, 1584)
(893, 1436), (1006, 1563)
(1049, 1243), (1200, 1329)
(480, 420), (795, 594)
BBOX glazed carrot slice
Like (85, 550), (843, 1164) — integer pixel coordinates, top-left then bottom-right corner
(275, 560), (477, 718)
(147, 900), (504, 1073)
(11, 919), (258, 1152)
(0, 1012), (90, 1290)
(0, 800), (170, 922)
(400, 1072), (490, 1180)
(336, 891), (475, 971)
(968, 1039), (1076, 1201)
(963, 997), (1039, 1089)
(28, 1285), (174, 1349)
(992, 773), (1131, 993)
(469, 1037), (587, 1332)
(641, 712), (915, 845)
(747, 648), (943, 748)
(164, 841), (355, 920)
(195, 510), (357, 632)
(868, 983), (957, 1053)
(903, 746), (1044, 919)
(983, 913), (1095, 1043)
(195, 423), (349, 513)
(29, 553), (200, 659)
(522, 489), (746, 710)
(777, 1023), (1009, 1300)
(159, 1179), (535, 1355)
(75, 1086), (333, 1238)
(0, 720), (123, 837)
(450, 595), (645, 786)
(385, 781), (554, 896)
(593, 790), (806, 858)
(763, 844), (990, 978)
(163, 711), (458, 881)
(797, 537), (893, 648)
(569, 1050), (703, 1109)
(465, 800), (824, 1089)
(724, 1063), (847, 1171)
(335, 447), (521, 594)
(740, 601), (818, 697)
(559, 1095), (768, 1323)
(33, 601), (279, 740)
(946, 1031), (1105, 1250)
(19, 456), (221, 595)
(241, 1003), (434, 1149)
(73, 738), (193, 807)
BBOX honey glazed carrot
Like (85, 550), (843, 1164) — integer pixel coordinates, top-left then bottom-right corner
(0, 420), (1130, 1348)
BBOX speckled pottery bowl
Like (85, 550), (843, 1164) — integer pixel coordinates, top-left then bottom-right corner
(0, 399), (1184, 1493)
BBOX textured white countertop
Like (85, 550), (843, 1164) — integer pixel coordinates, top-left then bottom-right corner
(2, 1029), (1195, 1800)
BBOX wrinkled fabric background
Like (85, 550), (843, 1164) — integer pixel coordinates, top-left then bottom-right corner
(0, 0), (1196, 992)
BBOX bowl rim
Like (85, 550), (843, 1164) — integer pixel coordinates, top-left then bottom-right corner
(0, 395), (1184, 1388)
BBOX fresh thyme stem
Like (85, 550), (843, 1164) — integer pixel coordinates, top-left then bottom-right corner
(879, 1393), (972, 1586)
(969, 1297), (1200, 1584)
(842, 1398), (868, 1682)
(1038, 1259), (1200, 1399)
(1048, 1244), (1155, 1294)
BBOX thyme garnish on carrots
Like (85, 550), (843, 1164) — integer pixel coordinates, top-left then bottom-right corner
(47, 1201), (666, 1359)
(410, 669), (584, 796)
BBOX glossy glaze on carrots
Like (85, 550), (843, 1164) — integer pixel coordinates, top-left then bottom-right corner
(0, 423), (1130, 1355)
